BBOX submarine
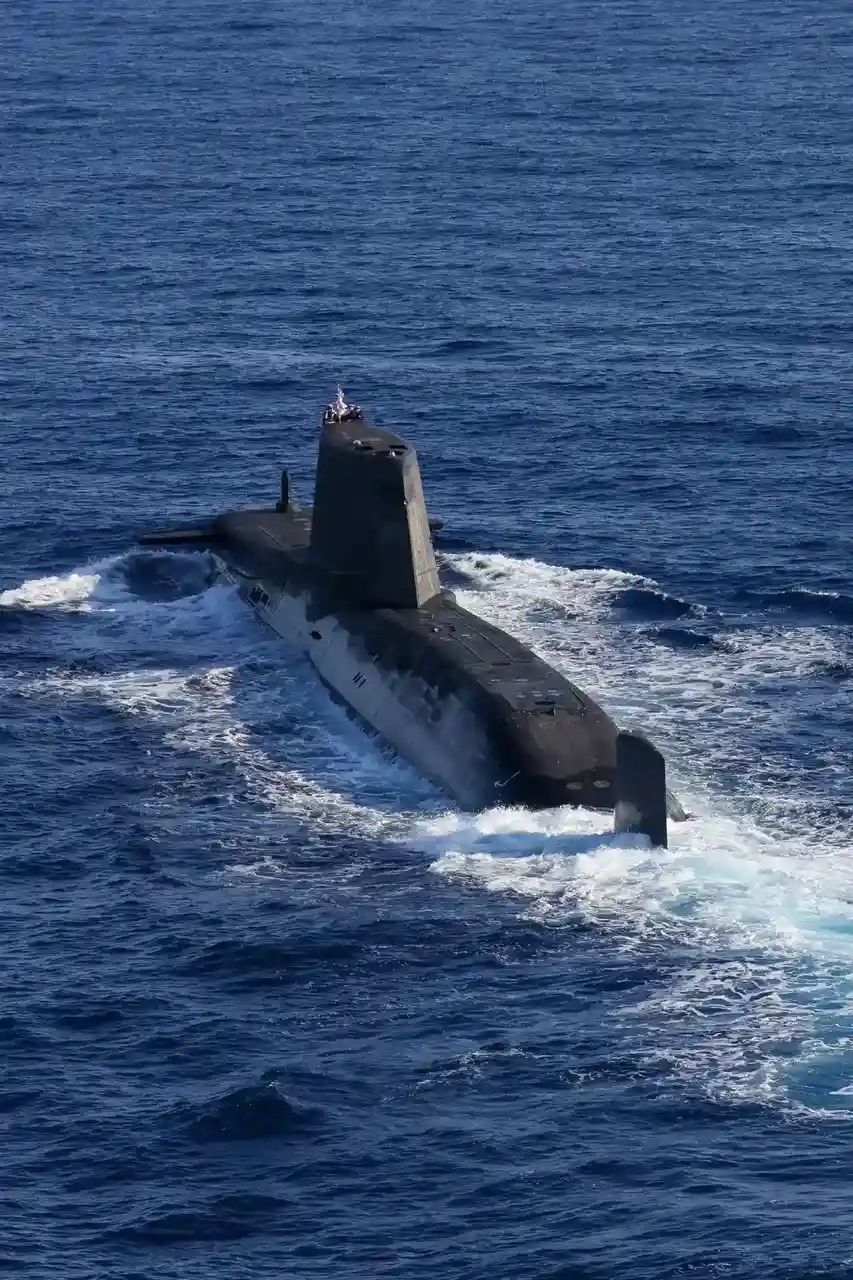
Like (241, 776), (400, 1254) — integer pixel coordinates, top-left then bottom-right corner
(141, 390), (682, 847)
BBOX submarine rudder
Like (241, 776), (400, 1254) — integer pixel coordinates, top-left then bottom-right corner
(614, 731), (669, 848)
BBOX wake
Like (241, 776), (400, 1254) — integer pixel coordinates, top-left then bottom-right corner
(4, 545), (853, 1113)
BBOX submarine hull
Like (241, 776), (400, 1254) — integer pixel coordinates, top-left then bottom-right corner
(216, 550), (619, 812)
(140, 407), (678, 841)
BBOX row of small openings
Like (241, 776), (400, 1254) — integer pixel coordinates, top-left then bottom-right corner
(249, 585), (270, 608)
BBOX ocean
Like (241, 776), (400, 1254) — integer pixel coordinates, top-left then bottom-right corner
(3, 0), (853, 1275)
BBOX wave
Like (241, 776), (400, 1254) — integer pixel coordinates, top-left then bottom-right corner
(107, 1192), (287, 1244)
(445, 551), (641, 620)
(182, 1077), (324, 1143)
(0, 604), (54, 633)
(737, 587), (853, 624)
(0, 550), (217, 613)
(0, 565), (111, 611)
(430, 337), (506, 356)
(230, 375), (301, 392)
(751, 424), (806, 444)
(221, 19), (276, 33)
(613, 585), (697, 620)
(646, 626), (717, 650)
(805, 659), (853, 681)
(117, 550), (219, 602)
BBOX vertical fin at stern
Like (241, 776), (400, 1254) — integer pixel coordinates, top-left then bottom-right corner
(614, 731), (668, 848)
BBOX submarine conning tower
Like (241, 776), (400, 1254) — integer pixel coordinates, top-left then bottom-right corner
(310, 417), (442, 609)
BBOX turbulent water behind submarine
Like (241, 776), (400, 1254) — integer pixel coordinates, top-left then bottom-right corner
(3, 0), (853, 1276)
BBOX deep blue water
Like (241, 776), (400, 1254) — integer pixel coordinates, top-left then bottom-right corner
(3, 0), (853, 1275)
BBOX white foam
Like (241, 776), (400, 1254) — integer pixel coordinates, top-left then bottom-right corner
(10, 546), (853, 1112)
(420, 804), (853, 950)
(0, 562), (112, 610)
(446, 551), (851, 810)
(448, 551), (642, 621)
(20, 555), (436, 853)
(420, 802), (853, 1112)
(0, 552), (214, 617)
(423, 551), (853, 1112)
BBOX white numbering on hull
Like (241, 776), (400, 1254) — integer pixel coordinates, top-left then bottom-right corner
(218, 560), (495, 808)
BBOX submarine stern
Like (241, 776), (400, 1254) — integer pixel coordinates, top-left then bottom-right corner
(476, 673), (619, 812)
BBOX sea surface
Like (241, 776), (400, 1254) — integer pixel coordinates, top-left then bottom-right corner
(3, 1), (853, 1276)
